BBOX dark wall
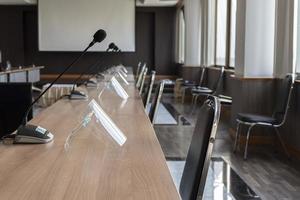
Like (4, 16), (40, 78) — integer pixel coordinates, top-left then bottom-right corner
(0, 6), (176, 75)
(0, 6), (25, 66)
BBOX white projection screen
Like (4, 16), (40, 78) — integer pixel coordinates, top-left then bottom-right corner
(38, 0), (135, 52)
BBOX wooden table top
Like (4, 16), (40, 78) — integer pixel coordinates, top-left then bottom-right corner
(0, 73), (180, 200)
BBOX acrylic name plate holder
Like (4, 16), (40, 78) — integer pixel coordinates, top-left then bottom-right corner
(98, 75), (129, 100)
(64, 67), (130, 149)
(65, 99), (127, 150)
(101, 66), (129, 85)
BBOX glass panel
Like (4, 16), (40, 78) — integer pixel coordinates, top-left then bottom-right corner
(207, 0), (216, 66)
(297, 0), (300, 73)
(216, 0), (228, 65)
(179, 9), (185, 64)
(229, 0), (237, 67)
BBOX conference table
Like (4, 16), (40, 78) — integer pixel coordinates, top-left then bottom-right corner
(0, 69), (180, 200)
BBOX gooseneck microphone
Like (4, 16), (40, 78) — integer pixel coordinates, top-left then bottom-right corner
(2, 29), (107, 144)
(109, 43), (121, 52)
(69, 43), (118, 100)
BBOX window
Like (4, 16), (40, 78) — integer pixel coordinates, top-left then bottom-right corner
(175, 8), (185, 64)
(214, 0), (236, 68)
(179, 9), (185, 64)
(295, 0), (300, 73)
(206, 0), (217, 66)
(229, 0), (237, 67)
(216, 0), (228, 65)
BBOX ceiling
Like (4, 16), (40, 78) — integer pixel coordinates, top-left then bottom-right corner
(0, 0), (178, 7)
(0, 0), (36, 4)
(136, 0), (178, 7)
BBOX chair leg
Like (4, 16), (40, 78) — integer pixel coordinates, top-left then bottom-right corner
(274, 127), (290, 158)
(244, 125), (255, 160)
(194, 94), (199, 105)
(190, 94), (197, 115)
(191, 93), (195, 105)
(233, 122), (241, 153)
(181, 88), (185, 104)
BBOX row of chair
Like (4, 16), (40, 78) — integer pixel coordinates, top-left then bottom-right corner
(135, 62), (165, 124)
(135, 62), (224, 200)
(180, 66), (295, 160)
(181, 66), (232, 107)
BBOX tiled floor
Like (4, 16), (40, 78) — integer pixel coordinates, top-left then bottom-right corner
(154, 94), (300, 200)
(167, 158), (261, 200)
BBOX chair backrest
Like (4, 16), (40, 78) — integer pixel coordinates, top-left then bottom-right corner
(148, 81), (165, 123)
(179, 96), (221, 200)
(198, 67), (206, 87)
(212, 66), (225, 94)
(136, 64), (146, 88)
(274, 74), (294, 125)
(139, 67), (148, 95)
(136, 62), (142, 77)
(143, 70), (156, 106)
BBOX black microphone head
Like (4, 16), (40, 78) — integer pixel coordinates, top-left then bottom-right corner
(109, 42), (116, 50)
(93, 29), (107, 43)
(113, 46), (119, 51)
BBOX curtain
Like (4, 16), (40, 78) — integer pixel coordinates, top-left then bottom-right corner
(175, 8), (185, 64)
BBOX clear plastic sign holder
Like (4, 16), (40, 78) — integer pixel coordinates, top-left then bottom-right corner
(97, 75), (129, 100)
(97, 65), (128, 82)
(103, 67), (129, 85)
(65, 99), (127, 150)
(115, 71), (129, 85)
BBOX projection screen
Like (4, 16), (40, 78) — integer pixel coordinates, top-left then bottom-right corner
(38, 0), (135, 52)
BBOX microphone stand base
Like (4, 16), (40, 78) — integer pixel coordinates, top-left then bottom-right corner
(86, 79), (97, 88)
(69, 90), (88, 100)
(13, 124), (54, 144)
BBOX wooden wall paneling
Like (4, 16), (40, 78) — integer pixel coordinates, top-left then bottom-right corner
(154, 8), (176, 75)
(179, 66), (203, 83)
(230, 78), (276, 137)
(0, 6), (25, 67)
(279, 81), (300, 149)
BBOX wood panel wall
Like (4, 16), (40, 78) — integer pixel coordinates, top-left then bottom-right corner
(181, 66), (300, 159)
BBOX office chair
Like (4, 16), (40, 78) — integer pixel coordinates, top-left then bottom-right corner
(233, 74), (294, 160)
(143, 70), (156, 106)
(148, 81), (165, 124)
(139, 67), (148, 95)
(136, 64), (146, 88)
(181, 67), (206, 103)
(191, 66), (225, 105)
(179, 96), (221, 200)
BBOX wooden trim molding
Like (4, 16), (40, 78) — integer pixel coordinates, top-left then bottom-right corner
(207, 66), (235, 73)
(230, 74), (276, 80)
(182, 65), (202, 68)
(41, 74), (90, 81)
(41, 74), (178, 82)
